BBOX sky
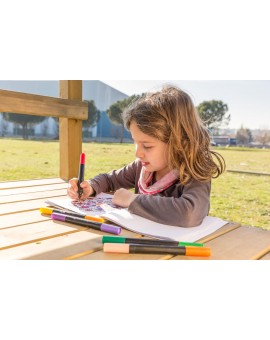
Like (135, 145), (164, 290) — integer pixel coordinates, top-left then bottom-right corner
(102, 80), (270, 130)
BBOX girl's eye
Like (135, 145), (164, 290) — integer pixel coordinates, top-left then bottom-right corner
(143, 145), (152, 149)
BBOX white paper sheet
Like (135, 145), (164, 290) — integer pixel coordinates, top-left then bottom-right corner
(45, 193), (228, 242)
(102, 209), (227, 241)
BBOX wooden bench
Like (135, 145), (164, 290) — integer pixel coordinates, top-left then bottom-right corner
(1, 178), (270, 260)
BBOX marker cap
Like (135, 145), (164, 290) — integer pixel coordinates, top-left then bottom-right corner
(40, 207), (53, 215)
(80, 153), (86, 164)
(85, 215), (105, 223)
(179, 241), (204, 247)
(100, 224), (121, 235)
(104, 243), (129, 253)
(185, 246), (211, 257)
(102, 236), (125, 244)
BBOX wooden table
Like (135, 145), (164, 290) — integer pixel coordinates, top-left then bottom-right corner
(1, 178), (270, 260)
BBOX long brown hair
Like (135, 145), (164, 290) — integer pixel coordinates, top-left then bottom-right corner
(122, 85), (225, 185)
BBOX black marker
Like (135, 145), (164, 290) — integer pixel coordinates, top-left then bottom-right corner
(103, 243), (211, 256)
(102, 236), (204, 247)
(78, 152), (85, 199)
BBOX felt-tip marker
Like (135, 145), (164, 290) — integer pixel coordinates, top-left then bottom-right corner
(103, 243), (211, 257)
(102, 236), (204, 247)
(40, 207), (105, 223)
(78, 152), (85, 199)
(51, 213), (121, 235)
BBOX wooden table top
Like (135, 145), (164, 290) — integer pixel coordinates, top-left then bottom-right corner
(1, 178), (270, 260)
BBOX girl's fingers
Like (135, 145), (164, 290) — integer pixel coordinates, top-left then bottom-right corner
(67, 189), (78, 199)
(67, 179), (94, 200)
(67, 180), (79, 199)
(80, 181), (89, 189)
(69, 178), (79, 189)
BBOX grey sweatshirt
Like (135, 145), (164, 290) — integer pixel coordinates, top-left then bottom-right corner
(89, 159), (211, 228)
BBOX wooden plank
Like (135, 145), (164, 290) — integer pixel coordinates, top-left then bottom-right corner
(0, 224), (141, 260)
(59, 117), (82, 180)
(0, 219), (81, 249)
(0, 197), (66, 215)
(208, 226), (270, 260)
(0, 230), (101, 260)
(0, 89), (88, 120)
(249, 245), (270, 260)
(59, 80), (82, 100)
(0, 178), (66, 190)
(0, 183), (67, 196)
(172, 226), (270, 260)
(0, 210), (49, 229)
(197, 222), (241, 243)
(67, 233), (171, 260)
(227, 170), (270, 177)
(0, 188), (67, 204)
(260, 252), (270, 260)
(59, 80), (83, 180)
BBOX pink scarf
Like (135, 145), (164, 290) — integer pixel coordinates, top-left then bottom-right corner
(138, 167), (179, 195)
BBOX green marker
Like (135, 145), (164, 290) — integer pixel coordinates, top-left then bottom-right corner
(102, 236), (204, 247)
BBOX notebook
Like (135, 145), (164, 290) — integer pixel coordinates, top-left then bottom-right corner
(45, 193), (228, 242)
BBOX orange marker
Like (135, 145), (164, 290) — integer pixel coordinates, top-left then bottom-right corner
(40, 207), (105, 223)
(103, 243), (211, 257)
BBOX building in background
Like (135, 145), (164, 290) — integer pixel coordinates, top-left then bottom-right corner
(213, 136), (237, 146)
(0, 80), (131, 141)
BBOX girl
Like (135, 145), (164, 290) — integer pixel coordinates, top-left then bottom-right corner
(68, 85), (225, 227)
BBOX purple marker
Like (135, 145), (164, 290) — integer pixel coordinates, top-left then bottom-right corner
(51, 213), (121, 235)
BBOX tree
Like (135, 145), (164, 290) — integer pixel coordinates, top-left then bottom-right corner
(256, 129), (270, 147)
(3, 112), (46, 139)
(236, 126), (253, 146)
(107, 94), (141, 143)
(0, 113), (8, 136)
(52, 100), (100, 140)
(197, 100), (230, 131)
(83, 100), (100, 129)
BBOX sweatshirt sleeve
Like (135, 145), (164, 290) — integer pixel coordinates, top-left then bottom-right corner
(88, 160), (140, 194)
(128, 180), (211, 228)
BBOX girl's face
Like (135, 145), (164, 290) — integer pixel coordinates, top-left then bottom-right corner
(130, 121), (170, 179)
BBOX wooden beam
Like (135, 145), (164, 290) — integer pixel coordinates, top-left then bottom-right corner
(59, 81), (85, 180)
(0, 89), (88, 120)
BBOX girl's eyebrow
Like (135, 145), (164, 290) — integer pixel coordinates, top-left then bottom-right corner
(131, 136), (155, 143)
(134, 140), (156, 144)
(132, 135), (156, 142)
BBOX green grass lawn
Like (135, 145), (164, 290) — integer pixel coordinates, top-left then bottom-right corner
(1, 138), (269, 229)
(215, 147), (270, 174)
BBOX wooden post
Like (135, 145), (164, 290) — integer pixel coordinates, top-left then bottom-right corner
(59, 80), (83, 180)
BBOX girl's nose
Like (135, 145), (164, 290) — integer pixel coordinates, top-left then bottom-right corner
(135, 145), (144, 159)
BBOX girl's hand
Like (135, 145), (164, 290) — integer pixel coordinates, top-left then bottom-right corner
(67, 178), (94, 200)
(112, 188), (138, 208)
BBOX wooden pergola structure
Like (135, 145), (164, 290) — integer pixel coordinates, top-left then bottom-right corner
(0, 80), (88, 180)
